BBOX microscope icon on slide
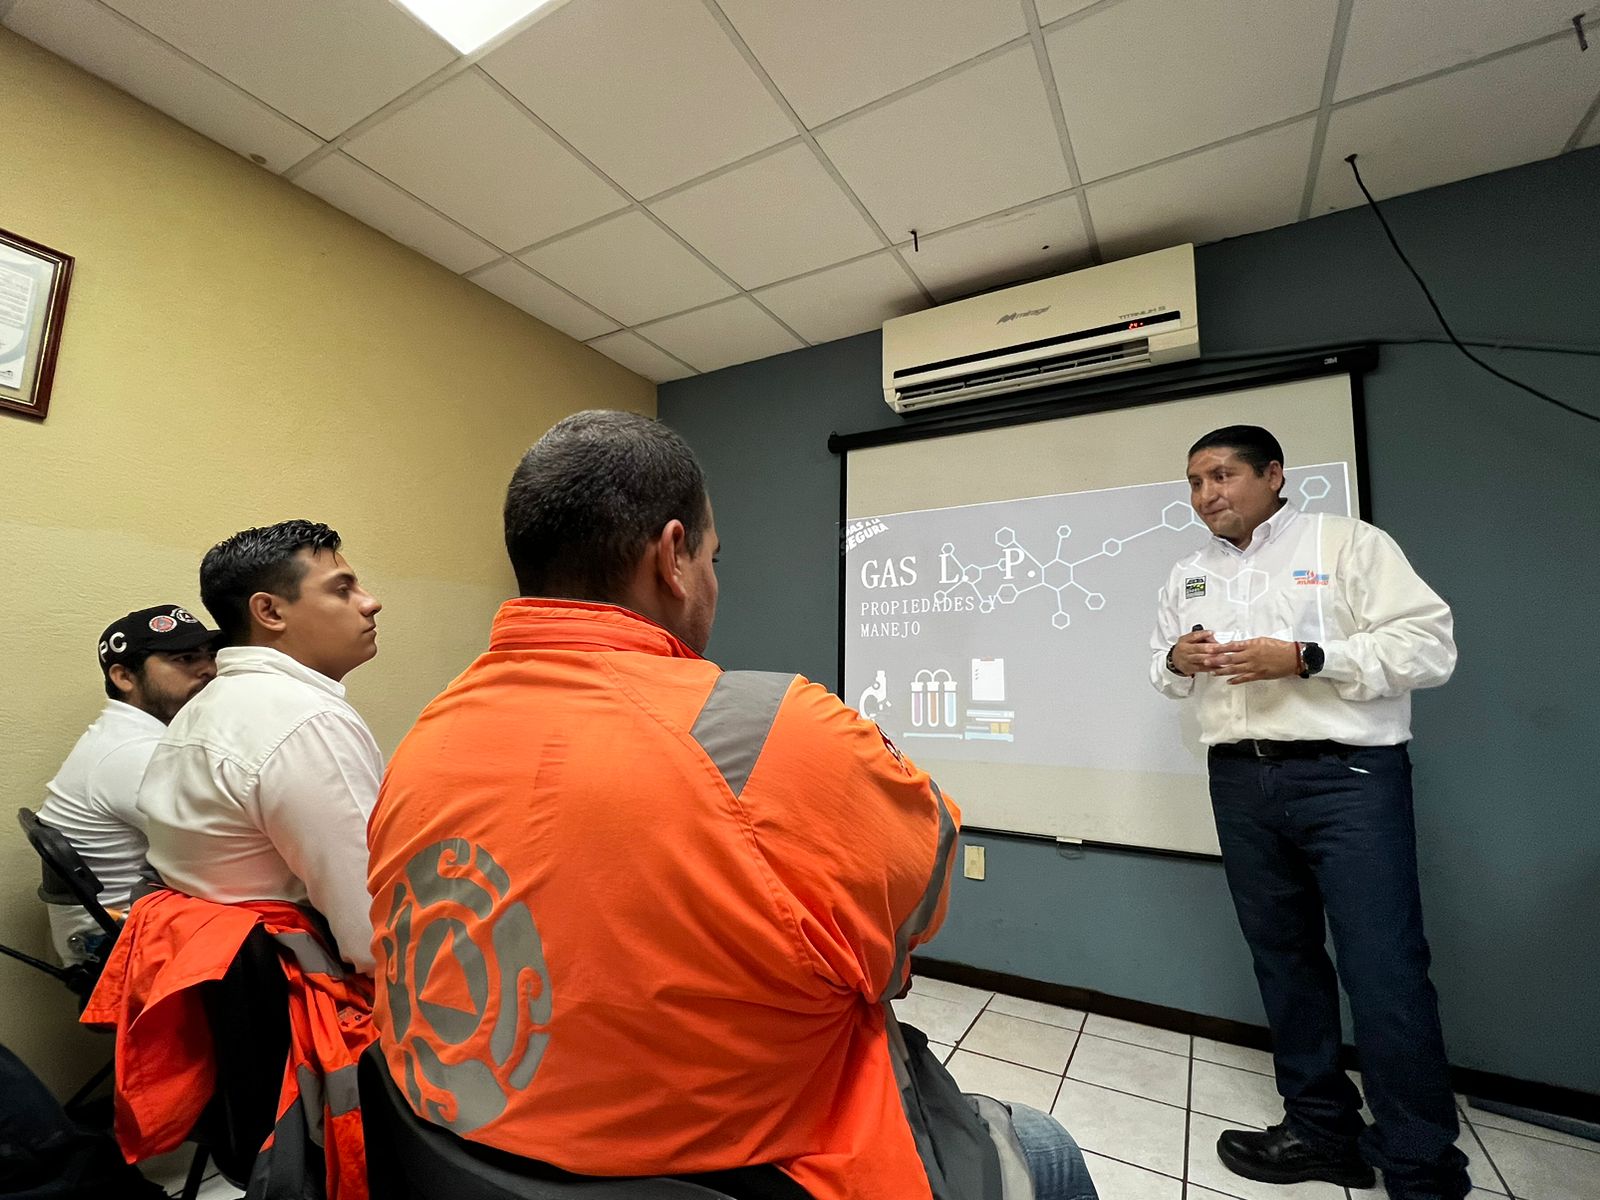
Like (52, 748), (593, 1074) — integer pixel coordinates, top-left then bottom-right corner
(857, 670), (893, 723)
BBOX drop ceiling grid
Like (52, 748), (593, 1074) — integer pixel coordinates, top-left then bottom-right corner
(4, 0), (1597, 382)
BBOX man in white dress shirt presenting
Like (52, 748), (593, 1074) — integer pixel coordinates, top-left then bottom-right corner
(1150, 426), (1468, 1199)
(139, 520), (384, 972)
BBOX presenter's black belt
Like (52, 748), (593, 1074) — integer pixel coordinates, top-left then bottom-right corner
(1210, 739), (1358, 759)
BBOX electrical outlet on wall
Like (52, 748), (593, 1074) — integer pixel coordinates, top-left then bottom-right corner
(963, 845), (985, 880)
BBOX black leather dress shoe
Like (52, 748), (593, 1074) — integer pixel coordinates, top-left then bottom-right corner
(1217, 1124), (1376, 1187)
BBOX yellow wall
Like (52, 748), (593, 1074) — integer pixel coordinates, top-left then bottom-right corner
(0, 28), (653, 1094)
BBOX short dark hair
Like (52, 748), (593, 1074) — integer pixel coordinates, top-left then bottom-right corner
(504, 411), (709, 601)
(1188, 425), (1285, 478)
(200, 520), (342, 643)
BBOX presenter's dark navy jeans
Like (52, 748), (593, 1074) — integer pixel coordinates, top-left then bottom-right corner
(1208, 743), (1470, 1200)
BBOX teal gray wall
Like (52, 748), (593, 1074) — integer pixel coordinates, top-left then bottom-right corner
(659, 147), (1600, 1094)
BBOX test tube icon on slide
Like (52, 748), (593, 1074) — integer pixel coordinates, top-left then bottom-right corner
(910, 669), (933, 727)
(933, 669), (957, 728)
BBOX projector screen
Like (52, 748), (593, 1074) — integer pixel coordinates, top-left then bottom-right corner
(839, 371), (1362, 856)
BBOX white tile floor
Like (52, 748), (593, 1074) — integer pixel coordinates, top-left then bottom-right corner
(896, 977), (1600, 1200)
(129, 978), (1600, 1199)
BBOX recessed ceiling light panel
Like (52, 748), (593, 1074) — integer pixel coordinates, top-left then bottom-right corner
(392, 0), (561, 55)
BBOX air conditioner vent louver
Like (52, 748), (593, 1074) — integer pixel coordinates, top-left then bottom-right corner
(896, 339), (1152, 407)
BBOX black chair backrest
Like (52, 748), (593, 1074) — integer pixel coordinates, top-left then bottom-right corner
(356, 1045), (808, 1200)
(17, 809), (121, 938)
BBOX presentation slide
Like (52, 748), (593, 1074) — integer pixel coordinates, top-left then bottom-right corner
(840, 374), (1360, 855)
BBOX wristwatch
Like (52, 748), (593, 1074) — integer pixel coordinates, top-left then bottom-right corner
(1165, 645), (1187, 677)
(1298, 641), (1325, 679)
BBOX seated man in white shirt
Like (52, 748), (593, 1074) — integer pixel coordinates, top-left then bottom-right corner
(38, 605), (219, 963)
(139, 520), (384, 972)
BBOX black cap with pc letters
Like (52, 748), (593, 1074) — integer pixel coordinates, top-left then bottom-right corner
(98, 605), (221, 678)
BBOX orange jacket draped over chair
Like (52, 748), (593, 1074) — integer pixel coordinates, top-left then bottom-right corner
(81, 889), (375, 1199)
(367, 599), (962, 1200)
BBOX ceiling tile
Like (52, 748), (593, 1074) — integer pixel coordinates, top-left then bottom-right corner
(754, 252), (926, 345)
(649, 143), (883, 289)
(482, 0), (793, 198)
(1311, 37), (1600, 215)
(905, 195), (1092, 301)
(295, 152), (498, 273)
(101, 0), (454, 139)
(638, 297), (805, 373)
(1088, 120), (1315, 261)
(1048, 0), (1335, 181)
(586, 331), (695, 383)
(1035, 0), (1102, 23)
(716, 0), (1026, 127)
(6, 0), (321, 172)
(344, 70), (626, 252)
(1336, 0), (1598, 102)
(520, 211), (736, 326)
(816, 46), (1071, 238)
(470, 261), (619, 342)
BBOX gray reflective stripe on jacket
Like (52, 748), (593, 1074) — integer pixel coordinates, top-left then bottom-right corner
(689, 670), (795, 797)
(880, 778), (957, 1002)
(692, 674), (1022, 1196)
(273, 931), (347, 980)
(242, 1066), (362, 1199)
(887, 1006), (1034, 1200)
(691, 671), (957, 1001)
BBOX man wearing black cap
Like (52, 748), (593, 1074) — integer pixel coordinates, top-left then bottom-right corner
(37, 605), (219, 963)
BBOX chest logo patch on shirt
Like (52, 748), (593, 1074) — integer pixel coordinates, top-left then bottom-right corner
(1184, 576), (1206, 598)
(1293, 570), (1331, 586)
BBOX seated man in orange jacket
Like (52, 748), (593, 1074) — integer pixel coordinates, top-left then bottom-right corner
(366, 410), (1095, 1200)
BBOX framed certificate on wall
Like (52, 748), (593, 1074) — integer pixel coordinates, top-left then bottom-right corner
(0, 227), (74, 421)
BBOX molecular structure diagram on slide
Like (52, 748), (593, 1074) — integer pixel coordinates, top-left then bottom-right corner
(933, 476), (1332, 629)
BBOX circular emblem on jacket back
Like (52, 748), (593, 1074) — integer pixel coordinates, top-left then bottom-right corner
(379, 838), (553, 1134)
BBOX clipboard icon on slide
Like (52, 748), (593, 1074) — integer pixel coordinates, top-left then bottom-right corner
(971, 658), (1006, 703)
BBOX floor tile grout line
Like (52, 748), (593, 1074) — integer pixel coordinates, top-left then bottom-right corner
(1080, 1146), (1188, 1185)
(1192, 1054), (1274, 1079)
(947, 1042), (1070, 1078)
(1049, 1022), (1081, 1156)
(1047, 1063), (1067, 1117)
(1076, 1028), (1193, 1060)
(1061, 1071), (1202, 1117)
(1461, 1109), (1535, 1196)
(1182, 1040), (1194, 1200)
(1464, 1108), (1600, 1157)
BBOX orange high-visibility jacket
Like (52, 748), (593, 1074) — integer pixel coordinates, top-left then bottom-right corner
(367, 600), (963, 1200)
(81, 889), (375, 1200)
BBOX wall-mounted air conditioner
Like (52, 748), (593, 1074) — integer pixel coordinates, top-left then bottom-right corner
(882, 244), (1199, 413)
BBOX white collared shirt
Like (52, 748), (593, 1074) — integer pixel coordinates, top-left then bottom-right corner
(1149, 504), (1457, 746)
(138, 645), (382, 971)
(38, 700), (163, 963)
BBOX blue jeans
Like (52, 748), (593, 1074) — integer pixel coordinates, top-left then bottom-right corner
(1208, 744), (1470, 1200)
(1010, 1102), (1097, 1200)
